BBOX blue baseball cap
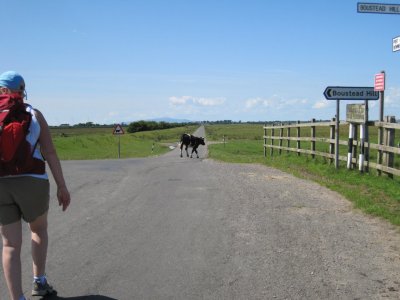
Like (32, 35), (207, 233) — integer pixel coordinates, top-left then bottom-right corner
(0, 71), (27, 99)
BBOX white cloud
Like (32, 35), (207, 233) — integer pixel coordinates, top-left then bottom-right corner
(245, 97), (274, 109)
(193, 97), (225, 106)
(169, 96), (225, 106)
(245, 97), (265, 108)
(169, 96), (192, 105)
(279, 98), (308, 107)
(312, 100), (329, 109)
(244, 95), (308, 110)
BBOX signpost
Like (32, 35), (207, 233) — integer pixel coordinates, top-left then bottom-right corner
(374, 71), (386, 174)
(357, 2), (400, 14)
(357, 4), (394, 174)
(113, 124), (124, 135)
(113, 124), (125, 158)
(346, 104), (368, 170)
(323, 86), (379, 169)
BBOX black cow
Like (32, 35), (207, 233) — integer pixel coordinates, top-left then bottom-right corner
(180, 133), (205, 158)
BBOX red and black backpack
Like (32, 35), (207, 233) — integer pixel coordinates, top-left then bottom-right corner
(0, 93), (45, 176)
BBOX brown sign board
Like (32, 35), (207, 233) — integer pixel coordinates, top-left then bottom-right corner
(346, 104), (366, 123)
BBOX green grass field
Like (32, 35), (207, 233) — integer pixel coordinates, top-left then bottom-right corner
(50, 123), (400, 226)
(50, 125), (198, 160)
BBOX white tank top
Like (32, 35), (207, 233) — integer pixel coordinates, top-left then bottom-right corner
(17, 105), (48, 180)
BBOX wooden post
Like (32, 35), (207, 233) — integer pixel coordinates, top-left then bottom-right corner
(287, 126), (291, 154)
(279, 123), (283, 155)
(383, 121), (387, 168)
(270, 124), (275, 156)
(329, 118), (335, 165)
(296, 121), (301, 156)
(377, 73), (385, 175)
(377, 121), (383, 176)
(386, 116), (395, 170)
(264, 125), (267, 157)
(311, 118), (316, 159)
(383, 116), (396, 178)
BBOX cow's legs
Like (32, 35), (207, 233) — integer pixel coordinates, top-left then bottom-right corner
(180, 143), (183, 157)
(191, 147), (199, 158)
(185, 145), (189, 157)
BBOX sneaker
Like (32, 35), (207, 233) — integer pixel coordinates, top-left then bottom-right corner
(31, 279), (56, 296)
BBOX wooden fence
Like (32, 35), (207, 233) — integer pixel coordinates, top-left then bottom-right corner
(263, 117), (400, 177)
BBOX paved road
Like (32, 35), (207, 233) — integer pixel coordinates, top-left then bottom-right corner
(1, 127), (400, 300)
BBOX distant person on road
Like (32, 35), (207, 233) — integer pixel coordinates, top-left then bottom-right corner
(0, 71), (71, 300)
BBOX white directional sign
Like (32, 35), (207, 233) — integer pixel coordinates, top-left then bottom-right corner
(357, 2), (400, 14)
(393, 36), (400, 52)
(323, 87), (379, 100)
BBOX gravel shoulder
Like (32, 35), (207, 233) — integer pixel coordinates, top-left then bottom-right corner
(204, 159), (400, 299)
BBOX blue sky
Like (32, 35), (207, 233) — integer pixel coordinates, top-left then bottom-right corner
(2, 0), (400, 125)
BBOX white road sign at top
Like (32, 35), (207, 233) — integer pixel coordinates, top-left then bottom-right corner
(357, 2), (400, 14)
(393, 36), (400, 52)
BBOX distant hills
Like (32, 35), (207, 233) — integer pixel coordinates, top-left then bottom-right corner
(147, 117), (194, 123)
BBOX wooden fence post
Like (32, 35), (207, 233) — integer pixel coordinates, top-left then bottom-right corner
(311, 118), (316, 159)
(270, 124), (274, 156)
(264, 123), (267, 157)
(383, 116), (396, 178)
(279, 123), (283, 155)
(377, 124), (383, 175)
(329, 118), (335, 164)
(287, 125), (291, 154)
(296, 121), (301, 156)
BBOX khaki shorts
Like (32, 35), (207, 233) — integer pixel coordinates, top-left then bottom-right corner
(0, 176), (49, 225)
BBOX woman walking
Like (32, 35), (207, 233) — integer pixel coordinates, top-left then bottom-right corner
(0, 71), (71, 299)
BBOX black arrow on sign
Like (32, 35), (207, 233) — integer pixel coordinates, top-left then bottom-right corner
(323, 87), (333, 99)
